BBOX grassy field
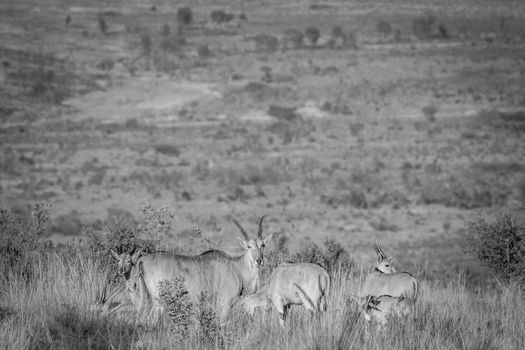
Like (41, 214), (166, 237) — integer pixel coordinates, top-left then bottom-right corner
(0, 248), (524, 349)
(1, 0), (525, 347)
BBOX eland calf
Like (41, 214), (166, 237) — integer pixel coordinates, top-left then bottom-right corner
(92, 248), (151, 316)
(361, 295), (412, 333)
(242, 262), (330, 327)
(360, 239), (418, 300)
(136, 216), (272, 322)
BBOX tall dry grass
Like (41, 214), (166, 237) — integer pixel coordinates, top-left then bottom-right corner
(1, 247), (524, 349)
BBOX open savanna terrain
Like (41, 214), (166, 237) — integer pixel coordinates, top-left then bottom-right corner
(1, 0), (525, 348)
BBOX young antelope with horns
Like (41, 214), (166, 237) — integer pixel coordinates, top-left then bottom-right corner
(360, 239), (418, 300)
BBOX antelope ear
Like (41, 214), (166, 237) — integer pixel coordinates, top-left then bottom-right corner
(110, 249), (119, 261)
(237, 236), (249, 249)
(263, 233), (273, 244)
(387, 255), (395, 262)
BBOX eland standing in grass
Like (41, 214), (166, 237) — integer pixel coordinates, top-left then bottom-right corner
(135, 216), (272, 322)
(242, 262), (330, 327)
(360, 239), (418, 300)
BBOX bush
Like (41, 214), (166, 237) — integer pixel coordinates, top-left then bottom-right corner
(305, 27), (321, 45)
(97, 17), (108, 35)
(466, 214), (525, 285)
(177, 7), (193, 26)
(282, 29), (304, 50)
(291, 238), (355, 276)
(412, 14), (436, 39)
(210, 10), (234, 24)
(0, 203), (51, 281)
(197, 44), (212, 58)
(377, 20), (392, 37)
(331, 25), (344, 38)
(252, 33), (279, 52)
(158, 278), (220, 346)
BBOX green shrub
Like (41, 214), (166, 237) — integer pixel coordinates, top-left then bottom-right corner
(466, 214), (525, 285)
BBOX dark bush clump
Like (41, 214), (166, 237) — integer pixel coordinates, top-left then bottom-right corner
(305, 27), (321, 45)
(177, 7), (193, 26)
(412, 14), (436, 39)
(211, 10), (234, 24)
(197, 44), (212, 58)
(97, 16), (108, 35)
(377, 20), (392, 37)
(291, 238), (355, 276)
(466, 214), (525, 285)
(0, 203), (51, 281)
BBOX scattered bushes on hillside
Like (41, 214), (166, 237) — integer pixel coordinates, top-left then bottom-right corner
(466, 214), (525, 285)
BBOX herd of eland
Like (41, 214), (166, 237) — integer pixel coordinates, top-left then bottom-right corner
(92, 217), (418, 334)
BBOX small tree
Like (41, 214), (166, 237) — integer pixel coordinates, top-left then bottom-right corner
(331, 25), (344, 38)
(305, 27), (320, 45)
(466, 214), (525, 285)
(177, 7), (193, 26)
(377, 20), (392, 37)
(98, 17), (108, 35)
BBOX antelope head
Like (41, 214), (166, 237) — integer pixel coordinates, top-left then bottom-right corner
(232, 216), (272, 267)
(373, 238), (396, 273)
(110, 247), (142, 278)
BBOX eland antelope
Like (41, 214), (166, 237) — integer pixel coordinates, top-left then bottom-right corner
(136, 216), (272, 322)
(360, 239), (418, 300)
(242, 262), (330, 327)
